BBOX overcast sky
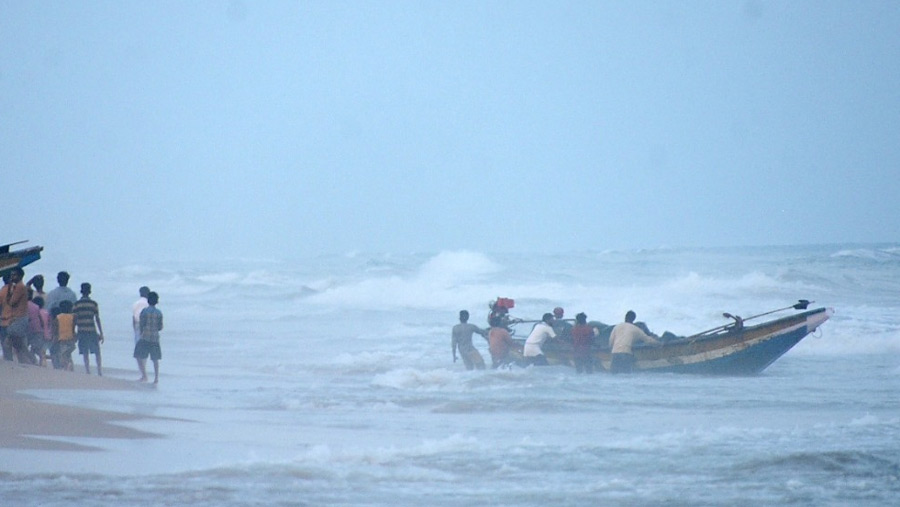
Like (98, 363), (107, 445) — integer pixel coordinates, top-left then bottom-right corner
(3, 1), (898, 264)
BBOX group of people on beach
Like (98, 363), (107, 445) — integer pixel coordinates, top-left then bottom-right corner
(0, 269), (164, 384)
(451, 298), (662, 374)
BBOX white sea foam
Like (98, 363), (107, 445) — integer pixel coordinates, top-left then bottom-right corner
(288, 434), (481, 468)
(417, 250), (500, 281)
(329, 351), (412, 374)
(791, 318), (900, 355)
(371, 368), (458, 390)
(306, 251), (502, 311)
(850, 413), (881, 426)
(6, 244), (899, 506)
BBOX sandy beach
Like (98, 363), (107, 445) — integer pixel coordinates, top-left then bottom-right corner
(0, 360), (160, 451)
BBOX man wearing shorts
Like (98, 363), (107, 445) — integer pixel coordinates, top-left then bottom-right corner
(451, 310), (488, 370)
(134, 291), (163, 384)
(73, 282), (105, 375)
(54, 300), (76, 370)
(1, 268), (34, 364)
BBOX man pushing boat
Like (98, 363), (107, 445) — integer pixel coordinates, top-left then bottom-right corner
(522, 313), (557, 366)
(451, 310), (489, 370)
(608, 310), (661, 373)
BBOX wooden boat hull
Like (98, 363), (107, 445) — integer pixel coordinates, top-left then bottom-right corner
(523, 307), (833, 375)
(0, 243), (43, 274)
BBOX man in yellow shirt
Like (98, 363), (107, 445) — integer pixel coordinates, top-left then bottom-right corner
(53, 300), (76, 370)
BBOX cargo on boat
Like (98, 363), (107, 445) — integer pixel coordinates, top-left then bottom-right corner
(511, 302), (832, 375)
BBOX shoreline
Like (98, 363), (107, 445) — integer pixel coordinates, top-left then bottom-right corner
(0, 360), (161, 451)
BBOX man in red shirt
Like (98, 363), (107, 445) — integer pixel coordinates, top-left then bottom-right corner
(571, 312), (595, 374)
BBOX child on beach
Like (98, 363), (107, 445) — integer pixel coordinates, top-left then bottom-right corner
(52, 300), (76, 371)
(39, 298), (52, 365)
(28, 296), (49, 366)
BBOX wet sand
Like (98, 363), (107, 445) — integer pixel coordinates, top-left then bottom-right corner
(0, 360), (160, 451)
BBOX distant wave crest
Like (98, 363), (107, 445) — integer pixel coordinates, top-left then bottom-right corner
(307, 250), (500, 310)
(831, 248), (900, 262)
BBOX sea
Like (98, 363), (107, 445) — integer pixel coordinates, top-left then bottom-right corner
(1, 244), (898, 506)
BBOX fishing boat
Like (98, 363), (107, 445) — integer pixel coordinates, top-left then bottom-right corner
(0, 241), (43, 274)
(510, 301), (833, 375)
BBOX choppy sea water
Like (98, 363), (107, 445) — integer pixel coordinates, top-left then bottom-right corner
(1, 244), (898, 506)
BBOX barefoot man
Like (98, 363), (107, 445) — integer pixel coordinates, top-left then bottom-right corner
(134, 291), (163, 384)
(74, 283), (104, 375)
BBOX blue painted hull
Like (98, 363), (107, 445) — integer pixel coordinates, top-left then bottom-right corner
(534, 307), (833, 375)
(0, 243), (43, 274)
(647, 324), (810, 375)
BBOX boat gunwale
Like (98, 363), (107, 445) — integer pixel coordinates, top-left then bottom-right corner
(510, 307), (831, 374)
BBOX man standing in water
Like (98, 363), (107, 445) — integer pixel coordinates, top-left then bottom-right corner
(488, 315), (518, 369)
(135, 291), (163, 384)
(571, 312), (595, 374)
(522, 313), (557, 366)
(73, 282), (104, 375)
(451, 310), (488, 370)
(608, 310), (660, 373)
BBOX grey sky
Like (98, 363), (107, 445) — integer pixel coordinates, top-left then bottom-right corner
(3, 1), (898, 263)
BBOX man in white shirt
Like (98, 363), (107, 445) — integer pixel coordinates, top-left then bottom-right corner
(608, 310), (660, 373)
(523, 313), (557, 366)
(132, 286), (150, 344)
(44, 271), (78, 314)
